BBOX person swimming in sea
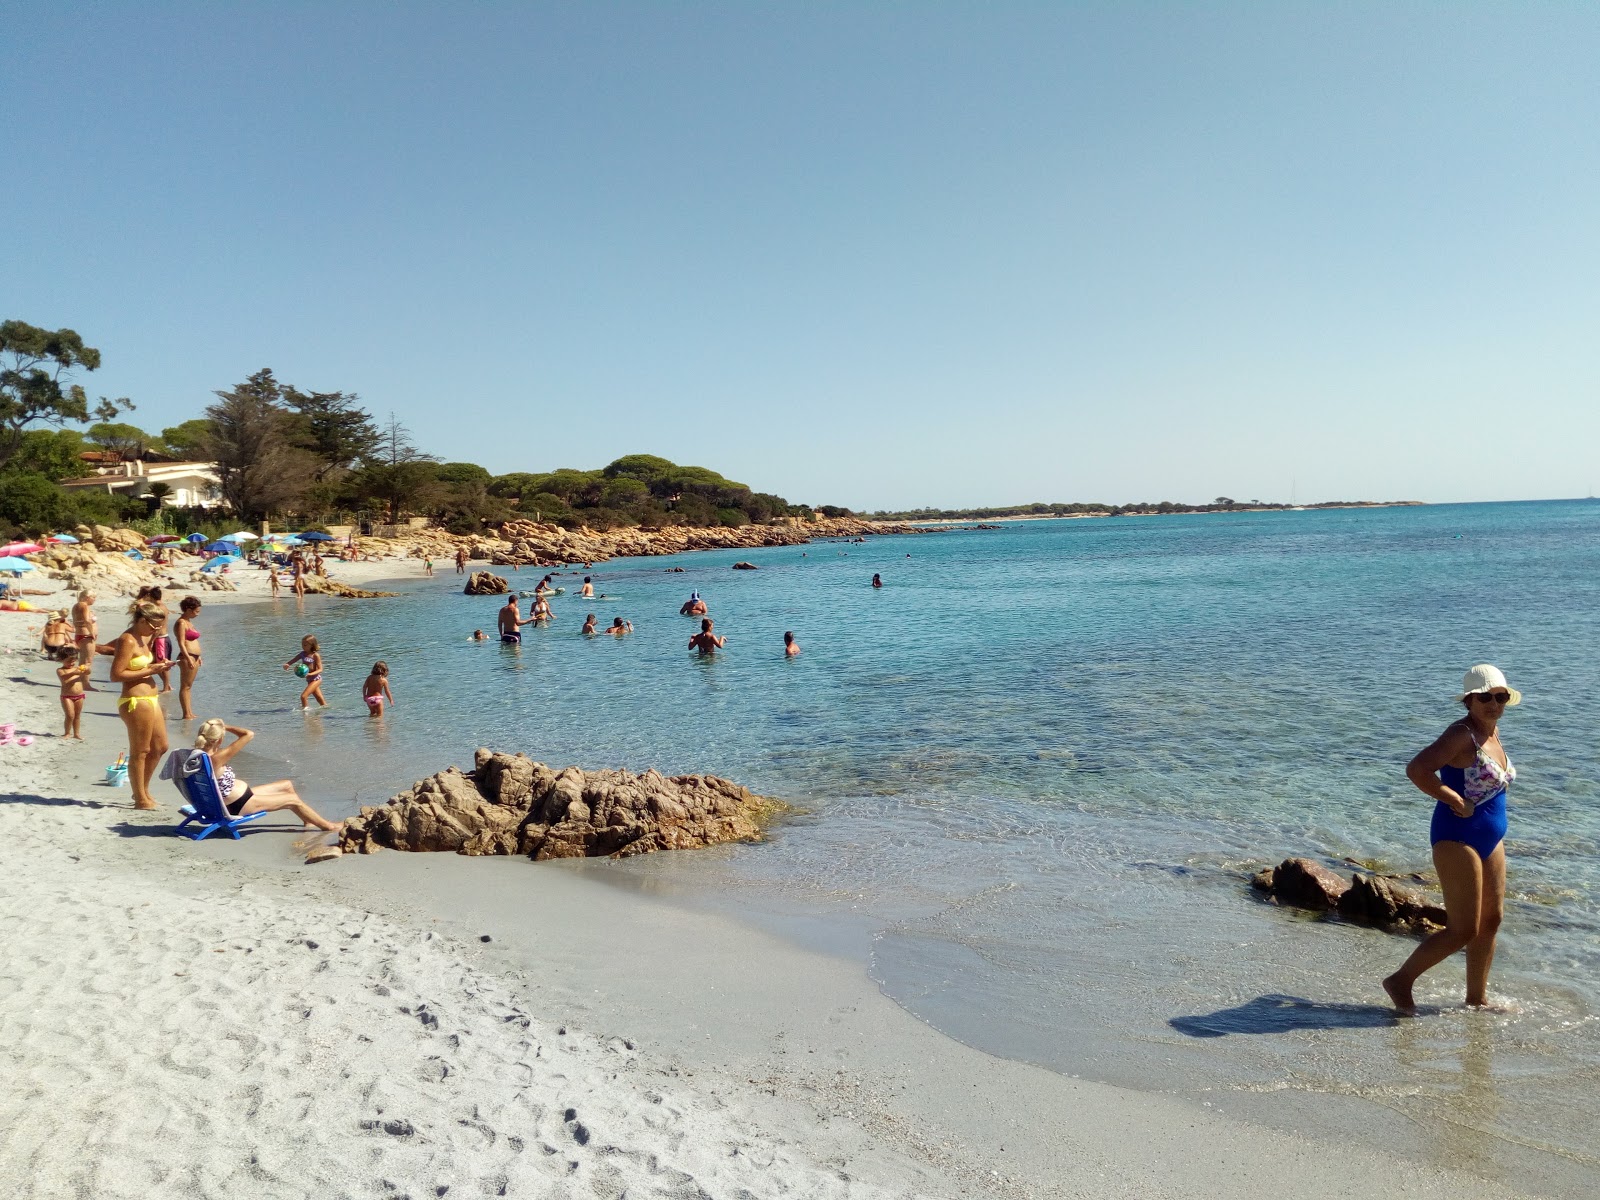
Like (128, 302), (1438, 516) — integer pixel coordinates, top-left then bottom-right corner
(679, 592), (708, 616)
(784, 631), (800, 657)
(605, 616), (632, 636)
(498, 595), (532, 643)
(470, 629), (488, 641)
(581, 613), (598, 635)
(362, 661), (396, 718)
(688, 618), (725, 656)
(283, 635), (327, 709)
(872, 573), (883, 588)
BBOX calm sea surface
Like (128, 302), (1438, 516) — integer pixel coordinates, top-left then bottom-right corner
(204, 500), (1600, 1188)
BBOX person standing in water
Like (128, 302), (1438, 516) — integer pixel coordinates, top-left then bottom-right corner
(173, 595), (203, 721)
(362, 661), (396, 717)
(784, 631), (800, 657)
(499, 595), (532, 643)
(1384, 665), (1521, 1013)
(605, 617), (632, 636)
(581, 613), (598, 635)
(580, 576), (595, 598)
(688, 618), (725, 656)
(680, 592), (708, 616)
(284, 635), (327, 709)
(872, 573), (883, 588)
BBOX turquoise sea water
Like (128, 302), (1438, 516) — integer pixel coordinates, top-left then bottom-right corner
(204, 500), (1600, 1187)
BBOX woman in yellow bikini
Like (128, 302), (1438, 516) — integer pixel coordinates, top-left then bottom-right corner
(112, 600), (173, 809)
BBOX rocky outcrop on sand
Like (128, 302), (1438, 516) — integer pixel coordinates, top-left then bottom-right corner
(339, 748), (786, 861)
(1251, 857), (1447, 934)
(463, 571), (510, 595)
(377, 515), (926, 570)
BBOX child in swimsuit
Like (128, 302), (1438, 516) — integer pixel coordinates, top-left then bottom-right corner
(55, 647), (90, 739)
(283, 635), (327, 709)
(362, 661), (395, 717)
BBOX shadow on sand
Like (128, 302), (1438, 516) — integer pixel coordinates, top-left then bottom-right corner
(1170, 993), (1402, 1037)
(2, 791), (124, 812)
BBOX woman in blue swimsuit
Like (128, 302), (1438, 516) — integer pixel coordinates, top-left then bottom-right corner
(1384, 665), (1520, 1013)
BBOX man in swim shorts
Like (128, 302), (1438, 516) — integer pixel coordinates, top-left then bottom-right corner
(498, 595), (532, 642)
(679, 592), (708, 616)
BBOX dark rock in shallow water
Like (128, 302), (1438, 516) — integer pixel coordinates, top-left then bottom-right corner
(1252, 857), (1447, 935)
(463, 571), (509, 595)
(339, 749), (786, 860)
(1338, 872), (1448, 933)
(731, 561), (758, 570)
(1262, 857), (1350, 910)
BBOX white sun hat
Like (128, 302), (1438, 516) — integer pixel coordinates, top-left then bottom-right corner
(1458, 664), (1521, 706)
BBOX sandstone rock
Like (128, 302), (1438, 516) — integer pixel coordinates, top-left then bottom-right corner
(339, 750), (785, 862)
(88, 526), (147, 552)
(1260, 857), (1350, 910)
(464, 571), (509, 595)
(300, 576), (398, 599)
(1338, 873), (1448, 933)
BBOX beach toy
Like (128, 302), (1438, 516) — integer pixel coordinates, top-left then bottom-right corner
(104, 762), (129, 786)
(295, 662), (310, 678)
(0, 723), (34, 748)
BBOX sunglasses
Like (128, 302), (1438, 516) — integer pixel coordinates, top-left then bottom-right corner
(1473, 692), (1512, 704)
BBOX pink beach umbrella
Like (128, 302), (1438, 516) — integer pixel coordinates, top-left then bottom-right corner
(0, 541), (46, 557)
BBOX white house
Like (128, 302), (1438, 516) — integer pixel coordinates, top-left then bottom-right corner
(58, 458), (226, 509)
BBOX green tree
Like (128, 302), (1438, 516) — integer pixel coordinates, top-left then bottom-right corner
(350, 414), (439, 523)
(283, 388), (379, 482)
(0, 320), (132, 472)
(5, 429), (87, 481)
(603, 453), (677, 482)
(87, 421), (161, 460)
(204, 369), (318, 520)
(160, 418), (217, 458)
(434, 461), (492, 485)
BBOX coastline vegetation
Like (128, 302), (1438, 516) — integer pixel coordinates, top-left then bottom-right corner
(0, 320), (833, 538)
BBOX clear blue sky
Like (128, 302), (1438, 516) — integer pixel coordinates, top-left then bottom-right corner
(8, 3), (1598, 510)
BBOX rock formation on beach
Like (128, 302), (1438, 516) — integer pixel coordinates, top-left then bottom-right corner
(339, 748), (786, 861)
(1251, 857), (1448, 934)
(383, 515), (925, 569)
(462, 571), (510, 595)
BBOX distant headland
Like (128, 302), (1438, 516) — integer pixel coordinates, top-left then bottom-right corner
(868, 498), (1424, 523)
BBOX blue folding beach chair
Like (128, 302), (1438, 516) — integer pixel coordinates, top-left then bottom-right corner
(167, 749), (268, 841)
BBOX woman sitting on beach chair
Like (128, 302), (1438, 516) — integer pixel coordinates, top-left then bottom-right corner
(191, 719), (343, 833)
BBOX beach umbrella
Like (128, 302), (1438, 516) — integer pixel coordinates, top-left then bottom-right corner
(47, 533), (79, 543)
(200, 555), (241, 572)
(224, 531), (260, 541)
(186, 532), (207, 543)
(0, 558), (36, 573)
(146, 534), (182, 544)
(205, 540), (239, 553)
(298, 531), (334, 542)
(1, 541), (45, 556)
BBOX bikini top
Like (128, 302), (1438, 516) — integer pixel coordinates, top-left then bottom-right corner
(1445, 726), (1515, 805)
(128, 654), (153, 670)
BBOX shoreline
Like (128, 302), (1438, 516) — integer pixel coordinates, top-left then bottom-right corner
(0, 563), (1563, 1197)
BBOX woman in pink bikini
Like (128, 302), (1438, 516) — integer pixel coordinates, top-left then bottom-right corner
(173, 595), (204, 720)
(1384, 665), (1520, 1013)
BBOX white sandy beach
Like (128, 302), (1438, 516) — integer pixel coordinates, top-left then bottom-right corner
(0, 561), (1557, 1198)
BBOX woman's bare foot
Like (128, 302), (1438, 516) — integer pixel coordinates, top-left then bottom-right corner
(133, 798), (158, 811)
(1383, 973), (1417, 1013)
